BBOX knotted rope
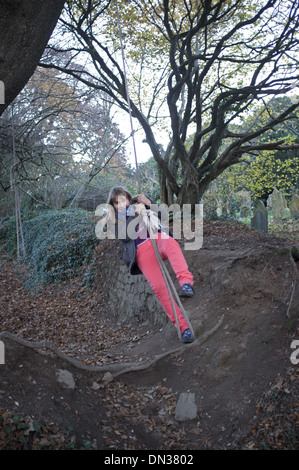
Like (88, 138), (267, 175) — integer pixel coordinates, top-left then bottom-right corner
(141, 209), (194, 341)
(114, 1), (194, 340)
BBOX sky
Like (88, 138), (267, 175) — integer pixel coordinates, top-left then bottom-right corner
(114, 107), (152, 167)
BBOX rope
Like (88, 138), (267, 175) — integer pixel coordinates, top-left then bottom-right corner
(145, 211), (194, 341)
(115, 0), (141, 193)
(11, 105), (26, 261)
(114, 1), (194, 341)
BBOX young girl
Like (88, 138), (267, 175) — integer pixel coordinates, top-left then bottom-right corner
(107, 186), (195, 343)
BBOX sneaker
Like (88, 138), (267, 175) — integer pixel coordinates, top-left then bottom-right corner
(178, 283), (194, 297)
(181, 328), (194, 343)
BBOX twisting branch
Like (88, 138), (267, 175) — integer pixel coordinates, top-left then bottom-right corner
(39, 0), (299, 205)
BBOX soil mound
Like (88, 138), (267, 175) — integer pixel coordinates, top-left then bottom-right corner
(0, 220), (298, 450)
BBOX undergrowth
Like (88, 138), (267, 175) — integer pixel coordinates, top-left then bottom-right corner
(0, 208), (98, 290)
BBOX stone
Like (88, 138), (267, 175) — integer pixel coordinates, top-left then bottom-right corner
(102, 372), (113, 384)
(270, 188), (285, 219)
(147, 294), (157, 312)
(56, 369), (75, 389)
(240, 189), (251, 207)
(138, 282), (145, 294)
(175, 392), (197, 421)
(254, 200), (267, 213)
(102, 254), (169, 327)
(91, 381), (100, 390)
(290, 194), (299, 218)
(240, 205), (251, 218)
(251, 201), (268, 234)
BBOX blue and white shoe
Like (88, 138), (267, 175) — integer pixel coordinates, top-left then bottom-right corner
(181, 328), (194, 343)
(178, 283), (194, 297)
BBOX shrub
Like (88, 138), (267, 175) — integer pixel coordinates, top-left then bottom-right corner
(1, 208), (98, 289)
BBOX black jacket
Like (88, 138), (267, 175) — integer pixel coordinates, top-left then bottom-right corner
(115, 210), (143, 276)
(115, 201), (170, 276)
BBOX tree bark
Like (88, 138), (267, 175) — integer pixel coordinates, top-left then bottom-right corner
(0, 0), (65, 115)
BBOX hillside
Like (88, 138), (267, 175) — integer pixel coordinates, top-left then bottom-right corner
(0, 220), (298, 450)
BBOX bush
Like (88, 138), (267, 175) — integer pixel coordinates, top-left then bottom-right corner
(0, 214), (18, 254)
(0, 208), (44, 255)
(1, 208), (98, 288)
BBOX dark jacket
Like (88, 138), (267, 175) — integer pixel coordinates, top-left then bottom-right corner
(115, 210), (143, 276)
(115, 201), (170, 276)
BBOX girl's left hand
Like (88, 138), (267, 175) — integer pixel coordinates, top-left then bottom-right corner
(136, 194), (151, 206)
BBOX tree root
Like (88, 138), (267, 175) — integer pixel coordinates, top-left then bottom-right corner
(0, 315), (224, 379)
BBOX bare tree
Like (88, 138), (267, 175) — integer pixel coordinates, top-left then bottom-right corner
(0, 66), (128, 210)
(40, 0), (299, 206)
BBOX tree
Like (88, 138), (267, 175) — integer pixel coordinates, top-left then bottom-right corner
(0, 66), (128, 211)
(219, 96), (299, 201)
(0, 0), (65, 115)
(40, 0), (299, 206)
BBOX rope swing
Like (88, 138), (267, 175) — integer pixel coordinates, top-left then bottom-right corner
(114, 0), (194, 341)
(115, 0), (142, 194)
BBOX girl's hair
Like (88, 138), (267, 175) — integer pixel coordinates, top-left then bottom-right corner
(107, 186), (133, 208)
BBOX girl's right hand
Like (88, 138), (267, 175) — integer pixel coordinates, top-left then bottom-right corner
(136, 194), (151, 206)
(134, 203), (146, 214)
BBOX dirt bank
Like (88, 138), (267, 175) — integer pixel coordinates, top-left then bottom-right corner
(0, 220), (298, 450)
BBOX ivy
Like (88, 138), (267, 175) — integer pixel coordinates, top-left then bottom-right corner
(1, 208), (98, 290)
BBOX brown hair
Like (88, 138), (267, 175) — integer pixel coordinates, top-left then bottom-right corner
(107, 186), (133, 209)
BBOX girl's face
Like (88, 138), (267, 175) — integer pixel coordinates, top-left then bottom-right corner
(113, 194), (130, 211)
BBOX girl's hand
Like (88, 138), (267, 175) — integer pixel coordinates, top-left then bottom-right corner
(136, 194), (151, 206)
(134, 203), (146, 214)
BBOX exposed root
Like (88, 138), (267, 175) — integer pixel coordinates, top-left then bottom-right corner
(0, 315), (224, 379)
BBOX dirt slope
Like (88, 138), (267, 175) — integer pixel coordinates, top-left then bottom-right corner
(0, 220), (298, 450)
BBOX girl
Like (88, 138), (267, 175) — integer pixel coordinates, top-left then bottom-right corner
(107, 186), (194, 343)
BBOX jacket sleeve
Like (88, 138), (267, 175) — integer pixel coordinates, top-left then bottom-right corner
(115, 214), (139, 242)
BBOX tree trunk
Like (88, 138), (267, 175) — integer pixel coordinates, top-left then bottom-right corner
(159, 168), (168, 204)
(0, 0), (65, 115)
(167, 183), (174, 206)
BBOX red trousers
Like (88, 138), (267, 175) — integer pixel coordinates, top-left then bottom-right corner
(136, 233), (193, 332)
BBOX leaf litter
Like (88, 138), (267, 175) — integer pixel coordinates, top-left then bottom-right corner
(0, 219), (298, 450)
